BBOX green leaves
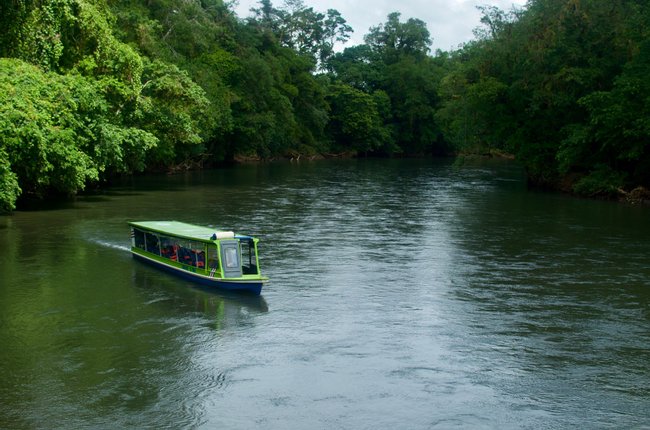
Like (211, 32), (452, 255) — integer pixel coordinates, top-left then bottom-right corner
(0, 54), (163, 208)
(249, 0), (352, 69)
(0, 149), (21, 212)
(437, 0), (650, 194)
(0, 0), (73, 71)
(561, 39), (650, 192)
(329, 13), (445, 156)
(2, 0), (647, 209)
(0, 0), (219, 209)
(137, 59), (210, 165)
(325, 84), (392, 154)
(365, 12), (431, 64)
(0, 59), (101, 201)
(572, 165), (626, 197)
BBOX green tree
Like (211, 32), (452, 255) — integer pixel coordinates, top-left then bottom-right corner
(325, 83), (392, 154)
(560, 38), (650, 195)
(436, 45), (510, 154)
(250, 0), (352, 69)
(327, 44), (383, 91)
(360, 13), (447, 155)
(0, 0), (71, 71)
(365, 12), (431, 64)
(0, 149), (21, 212)
(0, 58), (157, 207)
(383, 55), (447, 154)
(107, 0), (236, 160)
(137, 60), (211, 166)
(438, 0), (650, 193)
(0, 0), (214, 209)
(226, 45), (301, 158)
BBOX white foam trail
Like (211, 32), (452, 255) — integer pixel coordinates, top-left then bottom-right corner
(89, 239), (131, 252)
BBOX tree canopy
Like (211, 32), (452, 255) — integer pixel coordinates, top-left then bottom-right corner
(437, 0), (650, 196)
(1, 0), (649, 210)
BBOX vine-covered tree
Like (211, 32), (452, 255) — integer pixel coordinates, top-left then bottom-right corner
(438, 0), (650, 195)
(0, 0), (210, 209)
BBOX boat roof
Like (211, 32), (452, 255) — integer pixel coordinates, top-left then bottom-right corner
(129, 221), (253, 242)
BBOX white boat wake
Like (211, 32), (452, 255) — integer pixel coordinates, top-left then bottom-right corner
(89, 239), (130, 252)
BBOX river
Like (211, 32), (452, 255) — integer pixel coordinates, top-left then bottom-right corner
(1, 158), (648, 429)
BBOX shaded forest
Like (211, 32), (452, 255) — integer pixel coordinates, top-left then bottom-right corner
(1, 0), (649, 210)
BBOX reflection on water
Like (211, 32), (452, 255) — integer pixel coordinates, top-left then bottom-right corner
(0, 159), (649, 429)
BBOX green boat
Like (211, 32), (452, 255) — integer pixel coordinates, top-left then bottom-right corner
(129, 221), (268, 294)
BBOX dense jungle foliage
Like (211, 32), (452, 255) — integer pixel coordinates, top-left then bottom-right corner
(1, 0), (649, 210)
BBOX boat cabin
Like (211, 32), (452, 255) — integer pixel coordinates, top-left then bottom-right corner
(128, 221), (267, 294)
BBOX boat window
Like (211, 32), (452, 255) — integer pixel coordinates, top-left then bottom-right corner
(174, 240), (205, 268)
(160, 236), (178, 261)
(145, 232), (160, 255)
(224, 246), (239, 269)
(208, 246), (219, 271)
(240, 239), (258, 275)
(195, 248), (205, 269)
(133, 229), (145, 249)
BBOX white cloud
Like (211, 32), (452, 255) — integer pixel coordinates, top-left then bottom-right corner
(232, 0), (528, 52)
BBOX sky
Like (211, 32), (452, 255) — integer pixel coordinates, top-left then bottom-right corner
(232, 0), (528, 52)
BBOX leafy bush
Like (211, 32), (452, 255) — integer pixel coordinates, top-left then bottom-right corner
(572, 165), (626, 197)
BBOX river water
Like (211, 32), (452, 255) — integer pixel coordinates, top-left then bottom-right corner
(0, 159), (648, 429)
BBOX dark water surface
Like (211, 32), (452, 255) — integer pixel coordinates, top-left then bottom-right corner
(1, 159), (649, 429)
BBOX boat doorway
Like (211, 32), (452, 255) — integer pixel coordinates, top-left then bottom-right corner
(220, 240), (243, 278)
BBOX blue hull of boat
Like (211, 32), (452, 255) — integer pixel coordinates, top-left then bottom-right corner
(133, 253), (263, 295)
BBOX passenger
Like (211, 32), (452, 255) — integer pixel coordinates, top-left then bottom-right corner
(147, 235), (160, 255)
(180, 247), (194, 266)
(196, 251), (205, 268)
